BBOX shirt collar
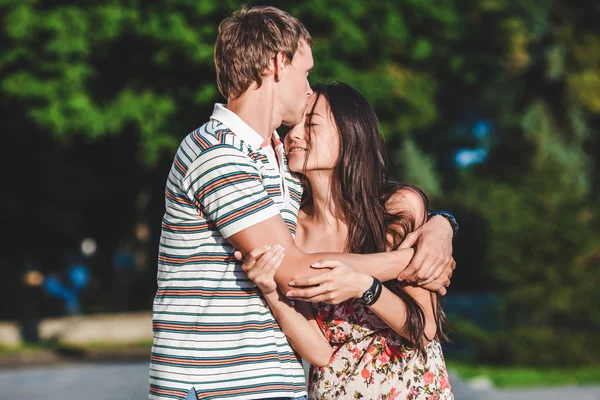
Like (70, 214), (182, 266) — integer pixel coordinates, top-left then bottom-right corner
(210, 103), (277, 149)
(272, 131), (283, 149)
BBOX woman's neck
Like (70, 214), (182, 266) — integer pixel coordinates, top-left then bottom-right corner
(304, 171), (346, 231)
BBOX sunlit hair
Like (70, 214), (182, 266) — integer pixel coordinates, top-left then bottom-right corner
(298, 82), (449, 355)
(214, 5), (312, 99)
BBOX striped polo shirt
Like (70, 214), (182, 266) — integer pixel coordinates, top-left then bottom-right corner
(149, 104), (305, 400)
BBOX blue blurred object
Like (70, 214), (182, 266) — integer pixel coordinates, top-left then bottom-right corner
(42, 265), (88, 315)
(69, 263), (90, 291)
(472, 120), (492, 139)
(63, 288), (81, 314)
(454, 148), (488, 167)
(114, 252), (135, 271)
(42, 275), (64, 297)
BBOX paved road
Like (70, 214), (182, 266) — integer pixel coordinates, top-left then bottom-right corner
(0, 362), (598, 400)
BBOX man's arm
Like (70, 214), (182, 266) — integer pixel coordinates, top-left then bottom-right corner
(398, 214), (456, 290)
(228, 215), (414, 295)
(185, 143), (412, 299)
(275, 186), (455, 299)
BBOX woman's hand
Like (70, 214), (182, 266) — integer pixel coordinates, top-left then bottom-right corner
(236, 245), (285, 295)
(286, 260), (374, 304)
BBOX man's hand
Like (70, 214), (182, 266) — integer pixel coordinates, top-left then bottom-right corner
(418, 261), (454, 295)
(398, 215), (455, 295)
(285, 260), (373, 304)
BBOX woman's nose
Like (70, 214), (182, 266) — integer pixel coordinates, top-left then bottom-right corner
(288, 124), (305, 141)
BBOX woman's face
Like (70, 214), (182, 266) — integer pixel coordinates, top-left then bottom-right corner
(284, 93), (340, 175)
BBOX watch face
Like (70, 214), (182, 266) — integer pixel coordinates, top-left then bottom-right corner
(364, 292), (374, 303)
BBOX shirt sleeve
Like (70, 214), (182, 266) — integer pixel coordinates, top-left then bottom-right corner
(182, 144), (280, 239)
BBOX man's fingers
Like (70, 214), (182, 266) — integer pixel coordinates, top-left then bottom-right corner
(234, 250), (243, 261)
(426, 263), (450, 287)
(399, 232), (417, 249)
(415, 259), (439, 282)
(418, 261), (445, 287)
(399, 250), (426, 281)
(398, 261), (417, 281)
(437, 286), (447, 296)
(419, 255), (454, 286)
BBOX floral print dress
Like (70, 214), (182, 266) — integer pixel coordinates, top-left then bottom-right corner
(308, 290), (453, 400)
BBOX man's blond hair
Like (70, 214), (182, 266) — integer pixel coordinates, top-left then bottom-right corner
(214, 6), (312, 99)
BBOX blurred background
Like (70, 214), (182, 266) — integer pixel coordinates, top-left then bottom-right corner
(0, 0), (599, 398)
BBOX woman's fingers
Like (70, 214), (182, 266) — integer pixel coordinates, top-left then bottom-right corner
(242, 246), (270, 270)
(264, 252), (285, 281)
(286, 283), (332, 300)
(288, 292), (339, 304)
(247, 246), (284, 279)
(288, 271), (331, 287)
(248, 249), (284, 295)
(242, 245), (282, 271)
(288, 260), (343, 287)
(310, 260), (341, 269)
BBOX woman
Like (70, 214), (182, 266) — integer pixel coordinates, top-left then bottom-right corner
(241, 82), (452, 399)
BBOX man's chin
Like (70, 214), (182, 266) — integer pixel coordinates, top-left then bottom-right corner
(283, 111), (304, 127)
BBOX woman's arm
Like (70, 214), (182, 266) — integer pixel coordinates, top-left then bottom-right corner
(367, 284), (438, 345)
(289, 186), (440, 344)
(371, 186), (439, 343)
(289, 261), (439, 345)
(240, 245), (333, 367)
(263, 290), (333, 367)
(228, 216), (416, 295)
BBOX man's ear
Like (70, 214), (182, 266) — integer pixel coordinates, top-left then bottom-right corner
(273, 52), (287, 83)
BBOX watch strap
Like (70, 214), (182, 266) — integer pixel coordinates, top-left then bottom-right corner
(362, 277), (383, 306)
(429, 210), (459, 237)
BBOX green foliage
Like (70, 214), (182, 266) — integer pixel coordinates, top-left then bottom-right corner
(1, 0), (600, 366)
(0, 0), (461, 165)
(397, 139), (442, 197)
(456, 142), (600, 365)
(447, 360), (600, 388)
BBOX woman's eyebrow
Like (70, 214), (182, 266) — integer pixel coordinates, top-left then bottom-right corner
(305, 112), (323, 119)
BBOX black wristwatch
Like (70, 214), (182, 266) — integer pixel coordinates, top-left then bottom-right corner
(360, 277), (383, 306)
(429, 210), (459, 237)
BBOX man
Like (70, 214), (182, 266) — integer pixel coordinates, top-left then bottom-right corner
(149, 6), (456, 400)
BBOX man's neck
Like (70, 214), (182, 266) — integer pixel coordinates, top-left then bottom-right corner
(227, 87), (280, 144)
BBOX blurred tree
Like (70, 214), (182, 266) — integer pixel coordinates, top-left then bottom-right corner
(437, 0), (600, 366)
(1, 0), (598, 365)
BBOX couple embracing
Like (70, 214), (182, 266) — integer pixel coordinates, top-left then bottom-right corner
(150, 5), (456, 400)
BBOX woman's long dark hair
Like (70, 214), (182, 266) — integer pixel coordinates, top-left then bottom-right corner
(298, 82), (448, 356)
